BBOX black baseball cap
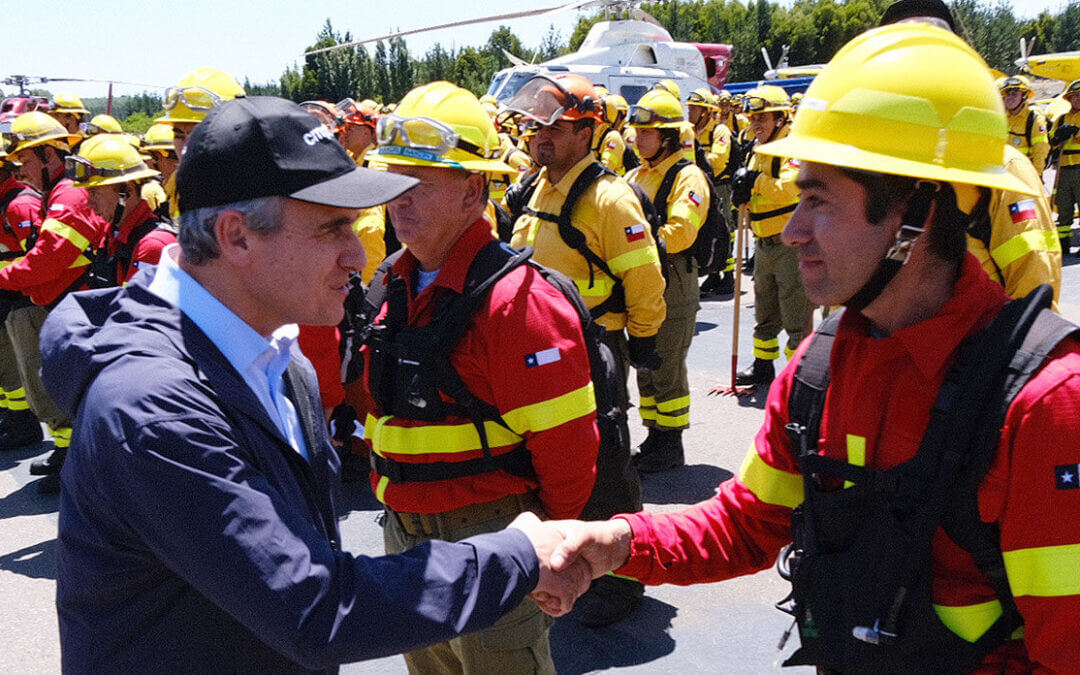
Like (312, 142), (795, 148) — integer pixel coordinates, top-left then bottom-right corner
(879, 0), (956, 31)
(176, 96), (417, 212)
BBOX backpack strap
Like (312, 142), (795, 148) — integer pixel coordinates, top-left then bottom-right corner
(521, 161), (626, 320)
(1025, 109), (1035, 149)
(785, 310), (844, 474)
(653, 159), (694, 222)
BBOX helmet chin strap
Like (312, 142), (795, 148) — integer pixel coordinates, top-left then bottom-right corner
(844, 181), (939, 311)
(110, 186), (129, 228)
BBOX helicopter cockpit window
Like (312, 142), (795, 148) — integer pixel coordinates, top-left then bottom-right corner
(487, 73), (508, 98)
(495, 71), (536, 103)
(619, 85), (649, 105)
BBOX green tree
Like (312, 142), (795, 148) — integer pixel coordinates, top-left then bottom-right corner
(121, 112), (157, 135)
(374, 40), (392, 102)
(389, 37), (413, 102)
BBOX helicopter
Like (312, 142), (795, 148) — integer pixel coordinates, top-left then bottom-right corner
(306, 0), (737, 105)
(0, 74), (166, 124)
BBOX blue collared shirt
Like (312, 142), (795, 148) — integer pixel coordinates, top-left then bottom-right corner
(148, 244), (308, 461)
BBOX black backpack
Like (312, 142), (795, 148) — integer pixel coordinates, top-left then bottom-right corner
(354, 241), (631, 490)
(519, 161), (666, 321)
(779, 285), (1077, 672)
(654, 158), (729, 274)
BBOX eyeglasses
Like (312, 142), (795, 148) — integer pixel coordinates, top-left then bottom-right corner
(164, 86), (225, 113)
(64, 155), (150, 182)
(627, 105), (684, 126)
(376, 114), (497, 160)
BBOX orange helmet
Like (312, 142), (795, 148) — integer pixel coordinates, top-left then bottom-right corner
(336, 97), (381, 130)
(503, 73), (602, 126)
(300, 100), (344, 132)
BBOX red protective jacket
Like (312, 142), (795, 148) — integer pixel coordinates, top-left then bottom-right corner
(297, 325), (344, 410)
(618, 255), (1080, 672)
(0, 177), (106, 306)
(0, 175), (40, 255)
(109, 201), (176, 284)
(362, 219), (599, 518)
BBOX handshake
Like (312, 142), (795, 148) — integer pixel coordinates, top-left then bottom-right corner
(507, 511), (634, 617)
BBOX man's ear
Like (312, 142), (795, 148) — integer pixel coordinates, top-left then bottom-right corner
(214, 210), (253, 266)
(462, 172), (487, 212)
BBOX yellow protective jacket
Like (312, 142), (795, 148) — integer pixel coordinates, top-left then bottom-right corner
(694, 118), (733, 180)
(140, 180), (169, 215)
(968, 145), (1061, 307)
(510, 154), (666, 338)
(746, 124), (800, 239)
(163, 173), (179, 221)
(1007, 107), (1050, 174)
(721, 111), (752, 142)
(352, 205), (387, 285)
(1052, 109), (1080, 168)
(626, 151), (711, 255)
(491, 134), (531, 205)
(594, 126), (627, 175)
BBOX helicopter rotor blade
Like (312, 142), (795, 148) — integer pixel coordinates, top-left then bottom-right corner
(761, 46), (774, 72)
(305, 0), (599, 56)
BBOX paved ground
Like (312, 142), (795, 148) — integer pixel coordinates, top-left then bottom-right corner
(3, 249), (1079, 673)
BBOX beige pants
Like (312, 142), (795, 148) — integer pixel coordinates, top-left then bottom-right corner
(383, 507), (556, 675)
(6, 305), (69, 430)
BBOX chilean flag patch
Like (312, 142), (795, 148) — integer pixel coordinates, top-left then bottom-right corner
(625, 224), (647, 242)
(607, 140), (617, 149)
(1009, 199), (1037, 223)
(1056, 463), (1080, 490)
(688, 191), (703, 206)
(525, 347), (561, 368)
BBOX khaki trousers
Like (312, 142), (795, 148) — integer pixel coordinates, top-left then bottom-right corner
(6, 305), (69, 430)
(638, 252), (698, 431)
(383, 504), (555, 675)
(752, 238), (812, 361)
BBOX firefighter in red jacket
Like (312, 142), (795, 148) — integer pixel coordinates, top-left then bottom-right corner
(2, 112), (108, 492)
(69, 134), (177, 286)
(542, 24), (1080, 672)
(0, 136), (44, 450)
(362, 81), (599, 674)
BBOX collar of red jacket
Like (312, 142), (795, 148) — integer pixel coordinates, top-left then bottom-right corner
(391, 217), (496, 296)
(839, 253), (1009, 383)
(115, 199), (157, 244)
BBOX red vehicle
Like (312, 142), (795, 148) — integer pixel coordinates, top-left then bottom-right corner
(0, 95), (52, 123)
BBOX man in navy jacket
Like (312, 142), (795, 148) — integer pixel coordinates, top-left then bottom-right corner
(40, 97), (587, 673)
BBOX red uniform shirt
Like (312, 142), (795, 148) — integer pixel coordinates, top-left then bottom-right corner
(0, 175), (41, 255)
(618, 255), (1080, 672)
(297, 324), (344, 410)
(109, 200), (176, 284)
(362, 219), (599, 518)
(0, 178), (107, 306)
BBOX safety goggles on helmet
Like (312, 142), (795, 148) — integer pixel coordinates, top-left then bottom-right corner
(81, 121), (112, 136)
(164, 86), (226, 113)
(503, 76), (589, 126)
(686, 91), (715, 108)
(742, 96), (774, 113)
(1066, 80), (1080, 96)
(376, 114), (499, 164)
(64, 155), (152, 183)
(627, 105), (684, 127)
(336, 98), (378, 128)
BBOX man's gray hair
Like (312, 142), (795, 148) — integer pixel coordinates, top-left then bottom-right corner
(178, 196), (286, 265)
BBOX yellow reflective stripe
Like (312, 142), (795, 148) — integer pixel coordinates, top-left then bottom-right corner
(607, 246), (660, 275)
(364, 413), (523, 457)
(845, 434), (866, 489)
(670, 202), (704, 228)
(375, 475), (389, 503)
(784, 345), (796, 360)
(992, 230), (1059, 269)
(6, 398), (29, 411)
(639, 408), (657, 421)
(574, 277), (616, 297)
(607, 571), (639, 582)
(656, 411), (690, 427)
(737, 443), (803, 509)
(656, 396), (690, 413)
(640, 395), (656, 407)
(502, 382), (596, 435)
(933, 600), (1002, 643)
(1003, 543), (1080, 597)
(68, 254), (90, 269)
(755, 337), (779, 349)
(41, 218), (90, 252)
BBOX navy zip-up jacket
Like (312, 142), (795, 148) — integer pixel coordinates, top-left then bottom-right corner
(40, 269), (539, 673)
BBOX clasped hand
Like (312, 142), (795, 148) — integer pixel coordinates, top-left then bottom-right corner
(508, 512), (634, 617)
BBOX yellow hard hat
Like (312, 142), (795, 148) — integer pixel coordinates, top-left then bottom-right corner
(372, 81), (513, 174)
(717, 90), (733, 103)
(1064, 79), (1080, 97)
(743, 85), (790, 115)
(601, 93), (629, 126)
(628, 89), (686, 129)
(9, 112), (82, 154)
(52, 93), (89, 115)
(141, 123), (175, 153)
(85, 114), (123, 136)
(687, 88), (719, 110)
(479, 94), (498, 106)
(0, 135), (14, 166)
(66, 134), (159, 188)
(156, 67), (246, 125)
(653, 79), (682, 99)
(757, 23), (1034, 196)
(997, 75), (1033, 99)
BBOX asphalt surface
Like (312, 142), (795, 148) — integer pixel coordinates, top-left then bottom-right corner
(3, 249), (1080, 674)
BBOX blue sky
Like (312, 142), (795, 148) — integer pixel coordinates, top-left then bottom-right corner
(1, 0), (1070, 100)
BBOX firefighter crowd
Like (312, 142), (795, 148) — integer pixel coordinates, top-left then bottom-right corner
(5, 0), (1080, 671)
